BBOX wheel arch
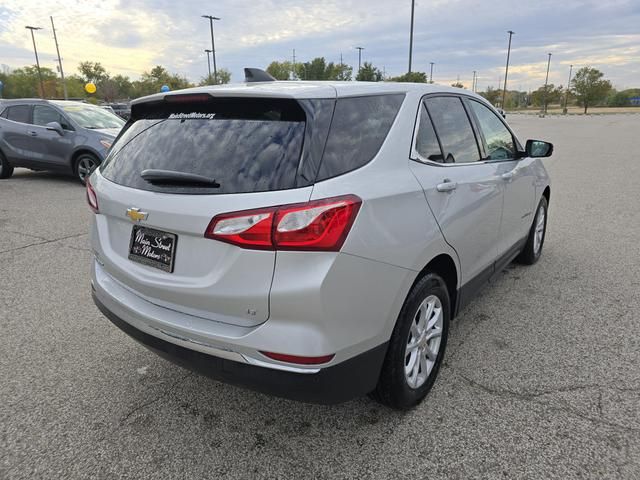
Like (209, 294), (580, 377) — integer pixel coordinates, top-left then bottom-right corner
(411, 254), (459, 320)
(70, 148), (101, 174)
(542, 185), (551, 204)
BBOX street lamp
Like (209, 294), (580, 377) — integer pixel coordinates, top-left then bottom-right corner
(202, 15), (220, 84)
(563, 64), (573, 114)
(25, 26), (45, 98)
(501, 30), (514, 109)
(472, 71), (477, 92)
(543, 52), (552, 115)
(355, 46), (364, 75)
(204, 49), (212, 81)
(429, 62), (434, 83)
(50, 17), (67, 100)
(408, 0), (415, 73)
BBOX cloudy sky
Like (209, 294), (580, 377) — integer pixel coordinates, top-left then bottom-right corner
(1, 0), (639, 91)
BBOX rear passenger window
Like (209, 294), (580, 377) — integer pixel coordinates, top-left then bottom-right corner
(6, 105), (31, 124)
(414, 104), (443, 163)
(317, 94), (404, 181)
(425, 97), (481, 163)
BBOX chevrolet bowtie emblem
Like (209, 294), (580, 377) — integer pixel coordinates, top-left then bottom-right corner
(126, 208), (148, 222)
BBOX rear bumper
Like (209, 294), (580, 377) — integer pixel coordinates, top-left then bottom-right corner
(93, 291), (388, 404)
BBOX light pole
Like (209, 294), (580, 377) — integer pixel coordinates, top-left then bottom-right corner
(472, 71), (477, 92)
(563, 64), (573, 114)
(408, 0), (415, 73)
(355, 46), (364, 75)
(543, 52), (552, 115)
(25, 26), (45, 98)
(204, 49), (212, 81)
(202, 15), (220, 84)
(501, 30), (514, 109)
(50, 17), (67, 100)
(429, 62), (434, 83)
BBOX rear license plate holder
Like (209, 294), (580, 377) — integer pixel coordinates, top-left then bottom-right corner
(128, 225), (177, 273)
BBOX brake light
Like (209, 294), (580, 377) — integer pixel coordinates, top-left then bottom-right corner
(86, 179), (99, 213)
(164, 93), (212, 103)
(260, 351), (335, 365)
(204, 195), (361, 251)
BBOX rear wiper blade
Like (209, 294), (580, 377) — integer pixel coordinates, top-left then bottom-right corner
(140, 169), (221, 187)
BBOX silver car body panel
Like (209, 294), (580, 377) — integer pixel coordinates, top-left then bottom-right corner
(90, 81), (551, 376)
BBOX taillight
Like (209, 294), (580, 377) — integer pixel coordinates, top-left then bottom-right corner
(204, 195), (361, 251)
(86, 179), (99, 213)
(260, 351), (335, 365)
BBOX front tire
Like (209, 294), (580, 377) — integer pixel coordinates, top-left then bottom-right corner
(74, 153), (100, 184)
(371, 273), (450, 410)
(0, 151), (14, 179)
(517, 196), (548, 265)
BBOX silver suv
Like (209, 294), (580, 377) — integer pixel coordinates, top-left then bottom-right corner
(0, 99), (125, 182)
(89, 77), (553, 409)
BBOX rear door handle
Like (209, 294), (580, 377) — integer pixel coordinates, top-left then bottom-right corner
(436, 180), (457, 192)
(501, 172), (514, 181)
(28, 130), (38, 136)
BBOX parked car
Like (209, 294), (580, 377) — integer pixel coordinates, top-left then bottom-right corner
(88, 75), (553, 409)
(103, 102), (131, 120)
(0, 99), (125, 182)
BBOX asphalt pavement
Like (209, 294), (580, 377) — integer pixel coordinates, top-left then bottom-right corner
(1, 114), (639, 479)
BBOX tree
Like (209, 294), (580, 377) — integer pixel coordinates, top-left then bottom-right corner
(0, 66), (57, 98)
(571, 67), (612, 113)
(266, 61), (293, 80)
(78, 61), (108, 84)
(479, 86), (501, 106)
(389, 72), (427, 83)
(451, 82), (465, 88)
(530, 84), (564, 107)
(329, 63), (352, 81)
(199, 68), (232, 86)
(356, 62), (383, 82)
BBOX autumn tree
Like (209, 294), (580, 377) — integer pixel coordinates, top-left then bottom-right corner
(571, 67), (612, 113)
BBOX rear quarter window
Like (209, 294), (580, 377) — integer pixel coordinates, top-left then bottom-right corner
(316, 94), (404, 181)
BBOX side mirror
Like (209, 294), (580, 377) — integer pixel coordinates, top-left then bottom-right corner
(46, 121), (64, 136)
(525, 139), (553, 158)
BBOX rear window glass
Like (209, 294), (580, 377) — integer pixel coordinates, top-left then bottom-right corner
(317, 94), (404, 181)
(101, 98), (306, 195)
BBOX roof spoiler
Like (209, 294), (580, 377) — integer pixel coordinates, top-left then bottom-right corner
(244, 68), (276, 83)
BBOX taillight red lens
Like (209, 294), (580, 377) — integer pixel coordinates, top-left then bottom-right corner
(86, 179), (99, 213)
(204, 195), (361, 251)
(260, 351), (335, 365)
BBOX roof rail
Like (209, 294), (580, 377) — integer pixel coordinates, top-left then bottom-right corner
(244, 68), (276, 83)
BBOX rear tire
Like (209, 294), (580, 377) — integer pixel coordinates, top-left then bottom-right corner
(74, 153), (100, 184)
(517, 196), (548, 265)
(371, 273), (450, 410)
(0, 151), (14, 179)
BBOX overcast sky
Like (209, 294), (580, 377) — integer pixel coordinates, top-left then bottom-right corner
(1, 0), (639, 91)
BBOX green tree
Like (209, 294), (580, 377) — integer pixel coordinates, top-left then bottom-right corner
(451, 81), (465, 88)
(571, 67), (612, 113)
(0, 66), (57, 98)
(266, 61), (294, 80)
(479, 86), (501, 106)
(78, 61), (108, 84)
(356, 62), (383, 82)
(199, 68), (232, 86)
(328, 62), (352, 81)
(530, 84), (564, 108)
(389, 71), (427, 83)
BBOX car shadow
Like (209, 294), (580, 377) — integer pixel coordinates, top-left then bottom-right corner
(9, 168), (82, 186)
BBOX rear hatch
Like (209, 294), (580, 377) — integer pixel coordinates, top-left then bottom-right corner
(93, 94), (334, 327)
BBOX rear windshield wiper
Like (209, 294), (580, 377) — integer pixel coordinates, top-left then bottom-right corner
(140, 169), (221, 187)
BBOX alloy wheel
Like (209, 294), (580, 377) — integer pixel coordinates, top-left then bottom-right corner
(404, 295), (443, 389)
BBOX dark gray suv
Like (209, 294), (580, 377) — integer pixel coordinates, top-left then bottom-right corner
(0, 99), (125, 182)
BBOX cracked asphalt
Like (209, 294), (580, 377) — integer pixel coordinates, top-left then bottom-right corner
(1, 114), (639, 479)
